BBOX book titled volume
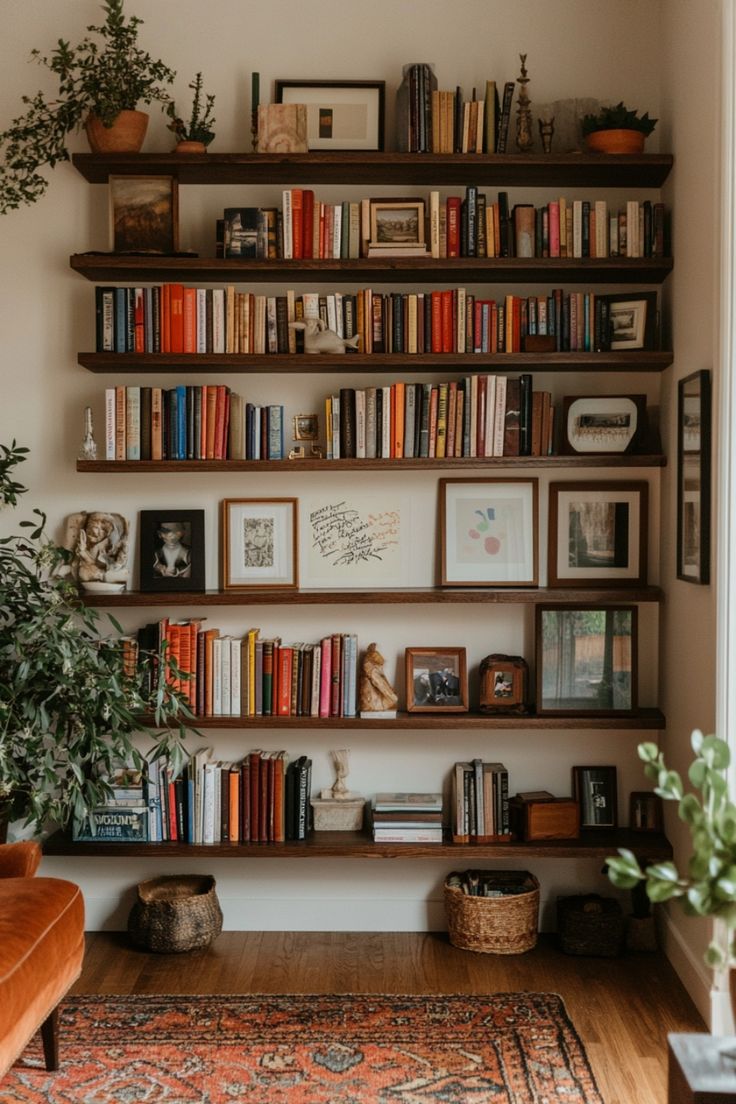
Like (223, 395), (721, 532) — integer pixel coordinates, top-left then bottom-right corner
(72, 806), (148, 841)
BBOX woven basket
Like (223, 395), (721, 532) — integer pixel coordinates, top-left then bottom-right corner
(444, 871), (539, 954)
(128, 875), (223, 953)
(557, 894), (624, 956)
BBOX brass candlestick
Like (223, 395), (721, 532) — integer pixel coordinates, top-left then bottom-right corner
(515, 53), (533, 152)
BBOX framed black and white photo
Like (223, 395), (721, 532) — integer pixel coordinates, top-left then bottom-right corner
(405, 647), (468, 713)
(677, 369), (711, 584)
(536, 605), (637, 715)
(109, 175), (179, 254)
(275, 80), (385, 150)
(561, 395), (647, 455)
(221, 498), (297, 590)
(548, 481), (648, 587)
(601, 292), (657, 351)
(139, 510), (205, 593)
(572, 766), (618, 829)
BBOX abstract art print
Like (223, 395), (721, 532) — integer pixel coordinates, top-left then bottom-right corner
(221, 499), (297, 590)
(440, 478), (538, 586)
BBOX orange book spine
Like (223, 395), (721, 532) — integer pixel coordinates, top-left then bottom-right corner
(277, 648), (293, 716)
(273, 753), (286, 843)
(393, 382), (405, 458)
(228, 768), (240, 843)
(441, 291), (453, 353)
(291, 188), (304, 259)
(214, 385), (228, 460)
(182, 287), (196, 353)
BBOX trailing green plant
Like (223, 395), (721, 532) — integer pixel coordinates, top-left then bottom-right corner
(166, 73), (216, 146)
(581, 101), (658, 137)
(0, 0), (175, 213)
(0, 441), (194, 834)
(607, 732), (736, 967)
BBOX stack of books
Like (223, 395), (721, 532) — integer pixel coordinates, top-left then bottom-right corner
(371, 792), (444, 844)
(73, 769), (147, 842)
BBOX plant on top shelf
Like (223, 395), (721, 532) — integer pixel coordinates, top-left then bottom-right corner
(166, 72), (216, 152)
(0, 0), (176, 213)
(581, 101), (658, 154)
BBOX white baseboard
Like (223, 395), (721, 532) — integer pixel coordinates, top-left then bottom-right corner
(660, 910), (714, 1027)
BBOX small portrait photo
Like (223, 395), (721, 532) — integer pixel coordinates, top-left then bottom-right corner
(109, 175), (179, 254)
(493, 670), (515, 698)
(405, 647), (468, 713)
(478, 654), (529, 715)
(139, 510), (205, 593)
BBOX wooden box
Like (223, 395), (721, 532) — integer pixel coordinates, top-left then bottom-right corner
(509, 791), (580, 841)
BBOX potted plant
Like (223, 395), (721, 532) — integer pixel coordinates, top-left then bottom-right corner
(581, 101), (658, 155)
(167, 73), (216, 154)
(0, 441), (192, 840)
(0, 0), (175, 213)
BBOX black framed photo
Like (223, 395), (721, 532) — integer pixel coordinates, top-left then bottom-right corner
(677, 369), (711, 584)
(535, 605), (637, 715)
(275, 80), (385, 151)
(139, 510), (205, 593)
(547, 481), (648, 588)
(601, 292), (658, 351)
(572, 766), (618, 829)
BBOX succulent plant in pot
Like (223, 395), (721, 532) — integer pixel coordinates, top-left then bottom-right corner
(0, 0), (176, 213)
(167, 73), (216, 153)
(581, 101), (658, 154)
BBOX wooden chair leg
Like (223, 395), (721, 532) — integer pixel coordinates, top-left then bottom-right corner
(40, 1006), (59, 1071)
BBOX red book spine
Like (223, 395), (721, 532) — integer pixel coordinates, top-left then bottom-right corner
(134, 288), (144, 353)
(302, 190), (314, 259)
(446, 197), (461, 257)
(330, 634), (342, 717)
(431, 291), (443, 352)
(291, 188), (304, 259)
(441, 291), (453, 353)
(169, 284), (184, 353)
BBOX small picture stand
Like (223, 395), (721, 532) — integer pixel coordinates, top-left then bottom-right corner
(289, 413), (324, 460)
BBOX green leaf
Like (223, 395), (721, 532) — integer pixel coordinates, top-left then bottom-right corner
(679, 793), (703, 826)
(702, 736), (731, 770)
(705, 942), (726, 968)
(638, 742), (660, 764)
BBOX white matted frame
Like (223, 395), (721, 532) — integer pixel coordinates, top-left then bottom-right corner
(548, 481), (648, 587)
(439, 478), (538, 587)
(299, 492), (411, 589)
(275, 80), (385, 150)
(221, 498), (297, 590)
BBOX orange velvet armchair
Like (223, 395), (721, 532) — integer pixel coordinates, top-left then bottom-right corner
(0, 841), (85, 1079)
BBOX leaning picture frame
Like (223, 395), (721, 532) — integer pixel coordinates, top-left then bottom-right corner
(369, 198), (425, 246)
(439, 478), (538, 587)
(560, 394), (648, 455)
(547, 481), (648, 587)
(405, 647), (468, 713)
(600, 292), (658, 351)
(572, 765), (618, 829)
(677, 369), (711, 584)
(275, 80), (385, 151)
(109, 175), (179, 254)
(221, 498), (298, 590)
(139, 509), (205, 593)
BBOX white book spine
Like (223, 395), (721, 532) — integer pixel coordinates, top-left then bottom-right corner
(202, 763), (216, 845)
(282, 190), (293, 258)
(125, 386), (140, 461)
(332, 205), (342, 258)
(430, 190), (440, 258)
(212, 288), (225, 354)
(334, 291), (344, 338)
(212, 638), (223, 716)
(381, 386), (391, 458)
(310, 645), (321, 717)
(220, 638), (232, 715)
(493, 375), (507, 457)
(105, 388), (116, 460)
(484, 375), (496, 458)
(326, 294), (338, 334)
(230, 638), (241, 716)
(594, 200), (608, 257)
(365, 389), (377, 459)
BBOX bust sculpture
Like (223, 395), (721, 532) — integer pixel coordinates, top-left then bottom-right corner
(312, 748), (365, 831)
(359, 642), (398, 717)
(62, 511), (130, 593)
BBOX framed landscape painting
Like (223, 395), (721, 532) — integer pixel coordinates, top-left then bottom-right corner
(109, 175), (179, 254)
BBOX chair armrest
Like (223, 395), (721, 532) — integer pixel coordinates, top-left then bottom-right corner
(0, 841), (42, 878)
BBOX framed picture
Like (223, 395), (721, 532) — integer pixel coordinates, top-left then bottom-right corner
(560, 395), (647, 455)
(439, 478), (538, 587)
(572, 766), (618, 829)
(547, 481), (648, 587)
(369, 199), (425, 246)
(109, 175), (179, 254)
(293, 414), (319, 442)
(139, 510), (205, 593)
(405, 647), (468, 713)
(629, 791), (663, 833)
(536, 605), (637, 715)
(601, 292), (658, 351)
(677, 369), (711, 584)
(299, 491), (412, 589)
(275, 80), (385, 151)
(221, 498), (298, 590)
(478, 653), (529, 714)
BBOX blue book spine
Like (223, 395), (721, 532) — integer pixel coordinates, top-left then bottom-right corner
(176, 384), (187, 460)
(114, 287), (126, 353)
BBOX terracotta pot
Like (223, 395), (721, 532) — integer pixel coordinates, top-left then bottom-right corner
(174, 140), (207, 155)
(584, 128), (646, 155)
(85, 109), (149, 154)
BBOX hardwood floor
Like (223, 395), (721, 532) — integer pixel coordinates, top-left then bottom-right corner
(74, 931), (705, 1104)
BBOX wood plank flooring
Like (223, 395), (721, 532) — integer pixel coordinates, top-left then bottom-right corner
(74, 931), (705, 1104)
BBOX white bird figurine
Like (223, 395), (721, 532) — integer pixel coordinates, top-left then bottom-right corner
(289, 317), (361, 354)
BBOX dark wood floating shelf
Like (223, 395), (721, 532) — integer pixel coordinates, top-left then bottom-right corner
(43, 827), (672, 861)
(77, 455), (667, 472)
(83, 585), (664, 607)
(136, 708), (665, 730)
(71, 150), (673, 188)
(77, 350), (674, 375)
(70, 253), (673, 285)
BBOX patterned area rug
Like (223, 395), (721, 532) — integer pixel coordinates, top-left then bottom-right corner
(5, 992), (603, 1103)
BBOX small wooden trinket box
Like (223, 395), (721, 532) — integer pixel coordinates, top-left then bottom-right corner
(509, 790), (581, 841)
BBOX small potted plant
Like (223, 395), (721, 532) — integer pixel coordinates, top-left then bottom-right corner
(0, 0), (175, 213)
(167, 73), (216, 154)
(581, 101), (658, 155)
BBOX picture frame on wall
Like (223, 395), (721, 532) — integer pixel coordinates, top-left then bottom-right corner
(572, 765), (618, 829)
(547, 481), (648, 588)
(677, 369), (711, 584)
(275, 80), (385, 150)
(601, 292), (658, 351)
(405, 647), (468, 713)
(535, 605), (637, 715)
(221, 498), (298, 590)
(439, 478), (538, 587)
(560, 395), (648, 455)
(109, 175), (179, 254)
(139, 510), (205, 593)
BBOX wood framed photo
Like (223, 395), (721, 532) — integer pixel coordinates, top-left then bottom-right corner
(275, 80), (385, 151)
(369, 198), (425, 247)
(536, 605), (637, 715)
(547, 481), (648, 588)
(601, 291), (658, 350)
(139, 510), (205, 593)
(478, 653), (529, 714)
(109, 175), (179, 254)
(560, 395), (647, 455)
(629, 791), (663, 833)
(221, 498), (298, 591)
(677, 369), (711, 584)
(439, 478), (538, 587)
(572, 765), (618, 829)
(405, 647), (468, 713)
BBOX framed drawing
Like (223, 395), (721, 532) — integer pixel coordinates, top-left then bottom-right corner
(560, 395), (647, 455)
(439, 478), (538, 587)
(369, 198), (425, 246)
(109, 175), (179, 254)
(677, 369), (711, 584)
(139, 510), (205, 593)
(547, 481), (648, 587)
(572, 766), (618, 829)
(536, 605), (637, 715)
(299, 492), (411, 589)
(405, 647), (468, 713)
(601, 292), (658, 350)
(275, 80), (385, 150)
(221, 498), (297, 590)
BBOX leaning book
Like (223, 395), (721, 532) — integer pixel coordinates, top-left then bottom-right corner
(73, 806), (148, 842)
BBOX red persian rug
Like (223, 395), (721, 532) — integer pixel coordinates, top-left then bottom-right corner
(5, 992), (603, 1103)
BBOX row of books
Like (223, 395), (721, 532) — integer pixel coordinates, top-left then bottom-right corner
(135, 620), (361, 719)
(396, 66), (515, 155)
(103, 385), (284, 461)
(445, 870), (534, 897)
(451, 759), (510, 843)
(325, 375), (553, 460)
(371, 791), (444, 844)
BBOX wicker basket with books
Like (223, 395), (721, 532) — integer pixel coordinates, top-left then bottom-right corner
(444, 870), (539, 954)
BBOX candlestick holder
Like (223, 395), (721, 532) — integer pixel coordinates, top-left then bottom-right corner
(515, 53), (534, 153)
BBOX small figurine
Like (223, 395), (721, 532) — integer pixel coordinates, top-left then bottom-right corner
(320, 749), (360, 801)
(359, 642), (399, 717)
(538, 116), (555, 154)
(62, 511), (130, 592)
(515, 54), (534, 152)
(312, 748), (366, 831)
(289, 318), (361, 354)
(78, 406), (98, 461)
